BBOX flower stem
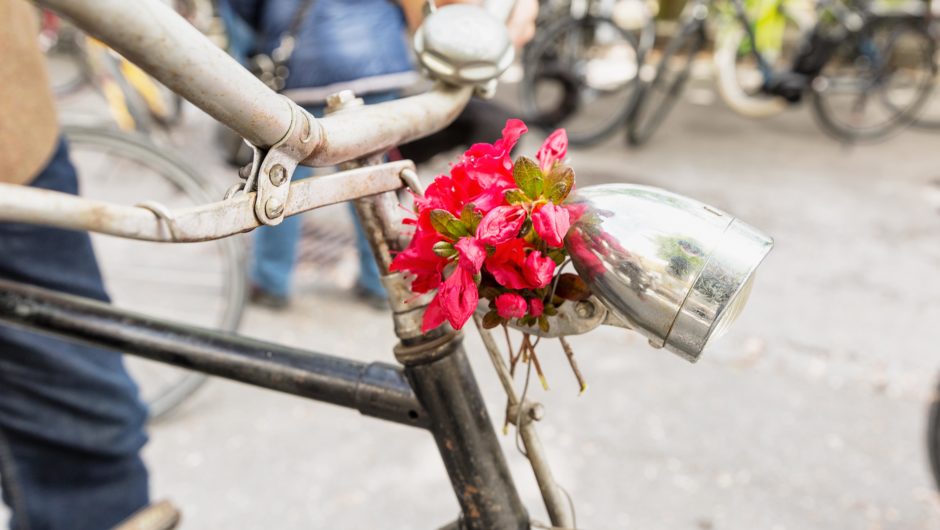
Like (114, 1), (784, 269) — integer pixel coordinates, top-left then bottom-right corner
(559, 336), (587, 395)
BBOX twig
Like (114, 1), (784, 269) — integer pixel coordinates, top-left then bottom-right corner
(558, 336), (587, 395)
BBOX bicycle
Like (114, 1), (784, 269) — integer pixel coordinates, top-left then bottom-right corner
(626, 0), (938, 145)
(62, 124), (246, 420)
(712, 0), (816, 118)
(3, 0), (774, 527)
(520, 0), (656, 145)
(929, 378), (940, 493)
(40, 9), (185, 135)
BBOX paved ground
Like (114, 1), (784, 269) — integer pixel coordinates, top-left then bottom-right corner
(20, 76), (940, 529)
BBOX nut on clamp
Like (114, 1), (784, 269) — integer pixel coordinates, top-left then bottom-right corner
(252, 97), (319, 226)
(412, 3), (514, 98)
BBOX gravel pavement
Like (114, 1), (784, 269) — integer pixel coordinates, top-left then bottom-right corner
(18, 80), (940, 529)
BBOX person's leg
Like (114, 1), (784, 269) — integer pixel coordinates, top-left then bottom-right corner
(0, 137), (149, 530)
(248, 166), (314, 304)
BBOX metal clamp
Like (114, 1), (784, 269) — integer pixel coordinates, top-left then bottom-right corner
(238, 97), (319, 226)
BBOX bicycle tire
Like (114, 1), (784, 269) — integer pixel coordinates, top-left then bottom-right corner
(63, 125), (246, 420)
(44, 31), (91, 97)
(713, 25), (793, 118)
(929, 377), (940, 491)
(811, 16), (937, 142)
(520, 15), (640, 146)
(627, 22), (707, 146)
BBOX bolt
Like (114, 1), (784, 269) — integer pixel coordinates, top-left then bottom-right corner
(264, 197), (284, 219)
(528, 403), (545, 422)
(268, 164), (287, 186)
(575, 300), (596, 319)
(325, 89), (364, 114)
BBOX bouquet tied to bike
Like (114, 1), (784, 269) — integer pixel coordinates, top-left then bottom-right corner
(391, 119), (590, 390)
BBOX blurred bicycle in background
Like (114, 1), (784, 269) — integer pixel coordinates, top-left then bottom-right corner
(522, 0), (939, 146)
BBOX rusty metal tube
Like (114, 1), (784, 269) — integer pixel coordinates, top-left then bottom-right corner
(305, 84), (473, 167)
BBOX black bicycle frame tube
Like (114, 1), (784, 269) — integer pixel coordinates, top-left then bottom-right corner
(0, 279), (427, 429)
(396, 334), (530, 530)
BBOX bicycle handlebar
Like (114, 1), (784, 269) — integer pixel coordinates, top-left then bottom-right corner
(16, 0), (518, 240)
(34, 0), (512, 164)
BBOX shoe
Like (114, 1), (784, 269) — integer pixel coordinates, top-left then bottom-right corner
(353, 284), (389, 311)
(249, 285), (289, 310)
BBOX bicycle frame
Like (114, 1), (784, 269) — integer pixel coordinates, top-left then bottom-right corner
(4, 0), (552, 528)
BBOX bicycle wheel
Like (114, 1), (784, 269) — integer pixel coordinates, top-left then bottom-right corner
(911, 21), (940, 130)
(63, 125), (246, 420)
(42, 26), (91, 97)
(927, 378), (940, 489)
(714, 2), (812, 118)
(627, 20), (707, 146)
(929, 377), (940, 490)
(520, 15), (640, 146)
(811, 17), (937, 142)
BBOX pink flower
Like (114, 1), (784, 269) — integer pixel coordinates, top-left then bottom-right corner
(536, 129), (568, 173)
(455, 237), (486, 274)
(421, 293), (446, 332)
(476, 205), (526, 245)
(390, 227), (446, 293)
(486, 239), (530, 289)
(457, 119), (527, 192)
(495, 293), (527, 319)
(532, 202), (571, 248)
(566, 229), (605, 281)
(529, 298), (544, 317)
(523, 250), (556, 289)
(422, 267), (479, 332)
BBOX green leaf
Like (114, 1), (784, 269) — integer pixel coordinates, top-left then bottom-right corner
(555, 273), (592, 301)
(504, 188), (529, 205)
(538, 316), (550, 333)
(545, 165), (575, 204)
(482, 310), (503, 329)
(460, 203), (483, 232)
(513, 156), (544, 200)
(479, 285), (501, 300)
(543, 303), (558, 316)
(432, 241), (456, 258)
(429, 209), (470, 239)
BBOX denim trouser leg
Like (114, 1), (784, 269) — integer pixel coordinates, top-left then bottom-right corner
(0, 138), (149, 530)
(249, 93), (399, 299)
(250, 209), (304, 298)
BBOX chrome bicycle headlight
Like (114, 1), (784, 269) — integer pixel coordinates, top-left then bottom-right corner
(565, 184), (773, 362)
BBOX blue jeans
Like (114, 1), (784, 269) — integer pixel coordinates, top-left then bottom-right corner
(250, 93), (397, 299)
(0, 139), (149, 530)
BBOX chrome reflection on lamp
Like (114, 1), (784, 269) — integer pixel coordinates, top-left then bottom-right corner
(565, 184), (773, 362)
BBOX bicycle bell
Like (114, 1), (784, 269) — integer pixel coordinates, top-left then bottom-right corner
(412, 3), (514, 87)
(565, 184), (773, 362)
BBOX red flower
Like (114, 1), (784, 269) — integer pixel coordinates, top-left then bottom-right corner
(455, 237), (486, 274)
(536, 129), (568, 173)
(495, 293), (527, 319)
(523, 250), (556, 289)
(422, 267), (479, 332)
(486, 239), (530, 289)
(532, 202), (571, 248)
(476, 205), (526, 245)
(566, 229), (606, 281)
(389, 227), (446, 293)
(421, 293), (446, 332)
(529, 298), (544, 317)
